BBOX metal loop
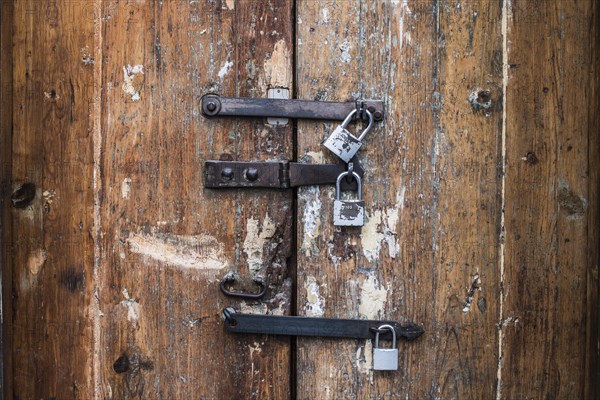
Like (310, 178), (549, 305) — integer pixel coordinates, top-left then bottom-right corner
(356, 109), (374, 141)
(220, 275), (267, 299)
(335, 171), (362, 200)
(340, 109), (358, 128)
(374, 324), (397, 348)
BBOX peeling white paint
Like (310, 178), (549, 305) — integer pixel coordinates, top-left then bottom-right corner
(304, 276), (325, 317)
(262, 39), (291, 89)
(121, 177), (132, 199)
(225, 0), (234, 10)
(339, 40), (352, 63)
(361, 206), (400, 262)
(301, 186), (322, 256)
(358, 274), (387, 319)
(243, 215), (277, 274)
(305, 151), (325, 163)
(218, 60), (234, 80)
(27, 248), (46, 275)
(122, 64), (144, 101)
(356, 340), (374, 376)
(120, 288), (140, 324)
(397, 0), (412, 49)
(127, 232), (226, 273)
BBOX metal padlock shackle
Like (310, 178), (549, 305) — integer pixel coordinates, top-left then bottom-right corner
(374, 324), (397, 348)
(335, 171), (362, 200)
(339, 109), (374, 142)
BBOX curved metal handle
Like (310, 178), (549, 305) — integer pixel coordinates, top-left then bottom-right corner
(220, 275), (267, 299)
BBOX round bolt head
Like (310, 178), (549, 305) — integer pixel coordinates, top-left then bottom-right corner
(206, 102), (217, 112)
(221, 167), (234, 180)
(245, 168), (259, 181)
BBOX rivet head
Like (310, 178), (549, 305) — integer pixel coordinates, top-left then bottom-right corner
(373, 111), (384, 121)
(221, 167), (234, 180)
(245, 168), (259, 181)
(206, 102), (217, 112)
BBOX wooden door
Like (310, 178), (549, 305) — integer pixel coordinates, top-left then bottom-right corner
(1, 1), (598, 399)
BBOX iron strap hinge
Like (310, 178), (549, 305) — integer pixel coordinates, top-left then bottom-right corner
(221, 308), (425, 341)
(204, 160), (364, 190)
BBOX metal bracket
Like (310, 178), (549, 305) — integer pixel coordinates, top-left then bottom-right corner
(221, 308), (424, 341)
(201, 95), (384, 121)
(204, 160), (364, 190)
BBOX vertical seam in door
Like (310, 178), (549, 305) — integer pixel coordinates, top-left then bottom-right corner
(496, 1), (509, 399)
(92, 0), (103, 397)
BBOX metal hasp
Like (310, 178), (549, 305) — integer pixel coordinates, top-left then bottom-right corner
(201, 95), (385, 122)
(221, 308), (424, 341)
(204, 160), (364, 190)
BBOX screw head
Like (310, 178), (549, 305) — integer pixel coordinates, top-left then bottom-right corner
(221, 167), (234, 180)
(206, 102), (217, 112)
(373, 111), (384, 121)
(245, 168), (259, 181)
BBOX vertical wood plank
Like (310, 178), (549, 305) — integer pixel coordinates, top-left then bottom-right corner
(0, 0), (15, 395)
(501, 0), (598, 398)
(6, 0), (97, 398)
(97, 0), (293, 398)
(296, 0), (502, 398)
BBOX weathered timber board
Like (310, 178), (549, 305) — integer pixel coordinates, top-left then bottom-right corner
(97, 0), (293, 399)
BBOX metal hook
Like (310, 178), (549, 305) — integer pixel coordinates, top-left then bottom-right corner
(219, 274), (267, 299)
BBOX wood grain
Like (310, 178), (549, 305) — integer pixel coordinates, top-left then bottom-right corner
(501, 0), (598, 398)
(97, 0), (293, 398)
(5, 1), (96, 398)
(295, 0), (503, 398)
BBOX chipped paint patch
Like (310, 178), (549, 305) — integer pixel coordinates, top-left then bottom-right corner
(225, 0), (235, 10)
(121, 178), (132, 199)
(339, 40), (352, 63)
(120, 288), (140, 324)
(397, 0), (412, 49)
(304, 276), (325, 317)
(301, 186), (322, 257)
(358, 274), (387, 319)
(218, 60), (234, 80)
(80, 46), (94, 65)
(463, 273), (482, 313)
(28, 248), (46, 275)
(243, 215), (277, 273)
(305, 151), (325, 163)
(262, 39), (291, 89)
(122, 64), (144, 101)
(360, 206), (400, 262)
(127, 232), (226, 273)
(356, 340), (374, 376)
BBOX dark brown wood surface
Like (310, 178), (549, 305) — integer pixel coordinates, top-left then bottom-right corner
(0, 1), (598, 399)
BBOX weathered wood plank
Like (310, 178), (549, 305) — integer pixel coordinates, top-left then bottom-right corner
(97, 0), (293, 398)
(501, 0), (598, 398)
(6, 0), (97, 398)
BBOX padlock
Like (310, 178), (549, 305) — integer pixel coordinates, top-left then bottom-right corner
(333, 170), (364, 227)
(373, 324), (399, 371)
(323, 108), (374, 163)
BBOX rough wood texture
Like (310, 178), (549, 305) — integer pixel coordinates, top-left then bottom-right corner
(4, 1), (96, 398)
(0, 1), (598, 399)
(97, 0), (293, 398)
(501, 1), (599, 398)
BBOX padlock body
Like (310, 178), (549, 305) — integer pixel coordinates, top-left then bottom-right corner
(333, 200), (364, 226)
(323, 126), (363, 163)
(373, 348), (399, 371)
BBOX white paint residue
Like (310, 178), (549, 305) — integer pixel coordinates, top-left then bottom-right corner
(127, 232), (226, 273)
(301, 186), (322, 256)
(356, 340), (374, 375)
(121, 177), (132, 199)
(361, 207), (400, 262)
(397, 0), (412, 49)
(321, 7), (330, 24)
(122, 64), (144, 101)
(262, 39), (292, 89)
(339, 40), (352, 63)
(218, 60), (234, 80)
(305, 151), (325, 163)
(28, 249), (46, 275)
(304, 276), (325, 317)
(243, 215), (277, 274)
(358, 274), (387, 319)
(225, 0), (234, 10)
(120, 288), (140, 324)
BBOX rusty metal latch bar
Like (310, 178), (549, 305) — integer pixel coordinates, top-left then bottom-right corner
(201, 95), (385, 121)
(204, 160), (364, 190)
(221, 308), (425, 341)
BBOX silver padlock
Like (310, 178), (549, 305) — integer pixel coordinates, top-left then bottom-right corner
(323, 108), (374, 163)
(333, 169), (364, 227)
(373, 324), (399, 371)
